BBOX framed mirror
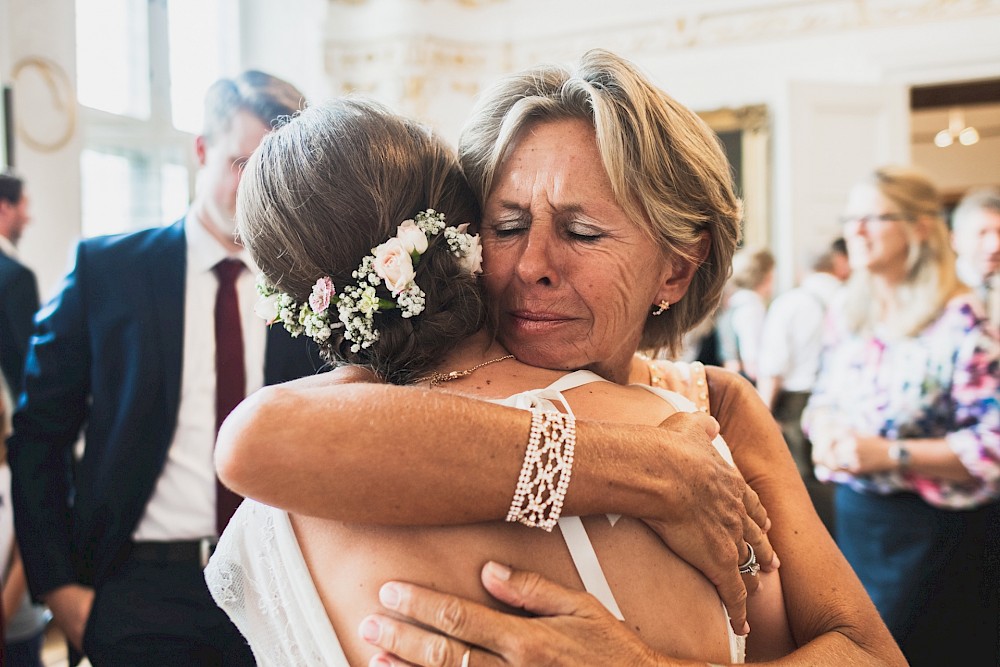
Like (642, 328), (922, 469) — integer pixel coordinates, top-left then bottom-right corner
(699, 104), (770, 248)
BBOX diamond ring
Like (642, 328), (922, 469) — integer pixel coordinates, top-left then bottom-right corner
(738, 542), (760, 576)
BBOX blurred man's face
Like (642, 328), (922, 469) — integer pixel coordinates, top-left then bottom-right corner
(0, 191), (31, 245)
(194, 111), (269, 244)
(953, 208), (1000, 280)
(831, 251), (851, 282)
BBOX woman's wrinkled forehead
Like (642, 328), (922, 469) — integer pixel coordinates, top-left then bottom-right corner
(491, 118), (653, 232)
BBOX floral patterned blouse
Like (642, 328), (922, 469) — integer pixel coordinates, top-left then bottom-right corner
(803, 293), (1000, 510)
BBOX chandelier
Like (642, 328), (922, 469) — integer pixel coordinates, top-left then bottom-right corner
(934, 108), (980, 147)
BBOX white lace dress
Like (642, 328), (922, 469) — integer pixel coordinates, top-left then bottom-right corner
(205, 370), (745, 665)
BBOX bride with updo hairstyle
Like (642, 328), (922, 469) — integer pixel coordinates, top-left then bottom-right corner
(237, 97), (488, 385)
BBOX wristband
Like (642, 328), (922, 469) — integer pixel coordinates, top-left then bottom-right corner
(888, 441), (911, 471)
(506, 409), (576, 531)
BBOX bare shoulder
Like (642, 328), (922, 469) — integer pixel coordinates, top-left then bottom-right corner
(702, 366), (798, 479)
(564, 381), (677, 426)
(703, 365), (759, 414)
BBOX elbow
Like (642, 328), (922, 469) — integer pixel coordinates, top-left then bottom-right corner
(215, 385), (284, 496)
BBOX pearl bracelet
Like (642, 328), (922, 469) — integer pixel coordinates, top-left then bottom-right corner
(505, 409), (576, 531)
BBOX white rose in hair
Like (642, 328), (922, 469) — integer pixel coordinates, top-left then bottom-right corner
(254, 293), (280, 324)
(395, 219), (429, 254)
(373, 238), (416, 295)
(460, 234), (484, 275)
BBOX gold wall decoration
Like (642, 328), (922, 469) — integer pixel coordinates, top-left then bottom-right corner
(11, 56), (77, 153)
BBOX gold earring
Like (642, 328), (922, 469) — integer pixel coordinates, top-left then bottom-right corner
(652, 300), (670, 316)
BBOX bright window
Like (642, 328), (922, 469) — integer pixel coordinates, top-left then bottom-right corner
(80, 149), (190, 238)
(75, 0), (238, 237)
(75, 0), (150, 119)
(168, 0), (239, 134)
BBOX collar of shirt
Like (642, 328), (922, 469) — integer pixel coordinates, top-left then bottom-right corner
(183, 213), (257, 275)
(800, 272), (842, 302)
(0, 234), (18, 259)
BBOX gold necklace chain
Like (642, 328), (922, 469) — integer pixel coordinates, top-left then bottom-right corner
(419, 354), (515, 388)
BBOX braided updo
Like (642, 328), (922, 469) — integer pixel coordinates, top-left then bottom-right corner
(237, 98), (487, 384)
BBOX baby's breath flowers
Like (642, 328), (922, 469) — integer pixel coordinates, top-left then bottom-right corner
(254, 209), (482, 353)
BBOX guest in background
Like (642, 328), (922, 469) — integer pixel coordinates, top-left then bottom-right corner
(0, 172), (47, 666)
(757, 240), (845, 479)
(1, 360), (49, 666)
(0, 170), (40, 395)
(829, 236), (851, 282)
(952, 186), (1000, 331)
(804, 167), (1000, 667)
(8, 71), (321, 666)
(716, 246), (774, 383)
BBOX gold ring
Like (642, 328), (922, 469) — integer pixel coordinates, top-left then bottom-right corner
(461, 647), (471, 667)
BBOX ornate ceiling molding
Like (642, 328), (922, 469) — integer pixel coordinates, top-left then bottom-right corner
(328, 1), (1000, 73)
(513, 0), (1000, 65)
(324, 0), (1000, 120)
(329, 0), (507, 6)
(326, 37), (504, 118)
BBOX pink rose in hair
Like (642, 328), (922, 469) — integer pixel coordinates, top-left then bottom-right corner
(396, 219), (429, 254)
(308, 276), (335, 314)
(373, 238), (416, 295)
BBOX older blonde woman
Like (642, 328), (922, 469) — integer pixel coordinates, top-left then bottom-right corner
(217, 51), (905, 666)
(804, 167), (1000, 666)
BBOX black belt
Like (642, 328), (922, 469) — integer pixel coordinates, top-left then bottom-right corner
(128, 538), (218, 568)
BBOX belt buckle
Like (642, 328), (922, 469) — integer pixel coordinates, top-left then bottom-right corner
(199, 537), (218, 568)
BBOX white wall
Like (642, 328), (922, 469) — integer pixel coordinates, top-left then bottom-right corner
(239, 0), (332, 104)
(0, 0), (82, 299)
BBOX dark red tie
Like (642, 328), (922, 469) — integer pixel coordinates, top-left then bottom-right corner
(213, 258), (246, 534)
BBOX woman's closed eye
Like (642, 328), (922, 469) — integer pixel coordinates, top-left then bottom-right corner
(566, 222), (604, 242)
(490, 218), (530, 237)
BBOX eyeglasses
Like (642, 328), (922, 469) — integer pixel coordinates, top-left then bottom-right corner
(838, 213), (911, 227)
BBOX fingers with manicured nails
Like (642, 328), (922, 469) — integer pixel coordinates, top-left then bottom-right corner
(711, 550), (752, 637)
(366, 566), (668, 667)
(478, 561), (601, 619)
(741, 485), (778, 572)
(360, 614), (502, 667)
(743, 484), (771, 535)
(373, 580), (516, 656)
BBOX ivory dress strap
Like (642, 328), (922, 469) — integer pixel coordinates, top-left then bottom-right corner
(557, 516), (626, 620)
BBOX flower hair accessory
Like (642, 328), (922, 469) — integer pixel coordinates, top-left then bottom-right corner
(255, 209), (482, 353)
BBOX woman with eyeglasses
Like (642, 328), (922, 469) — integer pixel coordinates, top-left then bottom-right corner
(803, 167), (1000, 667)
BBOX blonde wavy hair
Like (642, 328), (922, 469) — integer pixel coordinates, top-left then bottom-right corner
(843, 166), (965, 338)
(458, 49), (742, 354)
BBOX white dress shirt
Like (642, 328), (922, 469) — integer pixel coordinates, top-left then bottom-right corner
(725, 288), (767, 380)
(0, 234), (19, 258)
(758, 272), (842, 392)
(133, 217), (266, 541)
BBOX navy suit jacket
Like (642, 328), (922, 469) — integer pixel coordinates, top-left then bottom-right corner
(8, 220), (324, 597)
(0, 249), (40, 393)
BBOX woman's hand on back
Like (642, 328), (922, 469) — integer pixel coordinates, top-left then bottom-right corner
(637, 411), (775, 635)
(360, 562), (687, 667)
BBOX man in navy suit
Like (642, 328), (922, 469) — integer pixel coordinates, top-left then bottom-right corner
(9, 71), (321, 665)
(0, 170), (39, 395)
